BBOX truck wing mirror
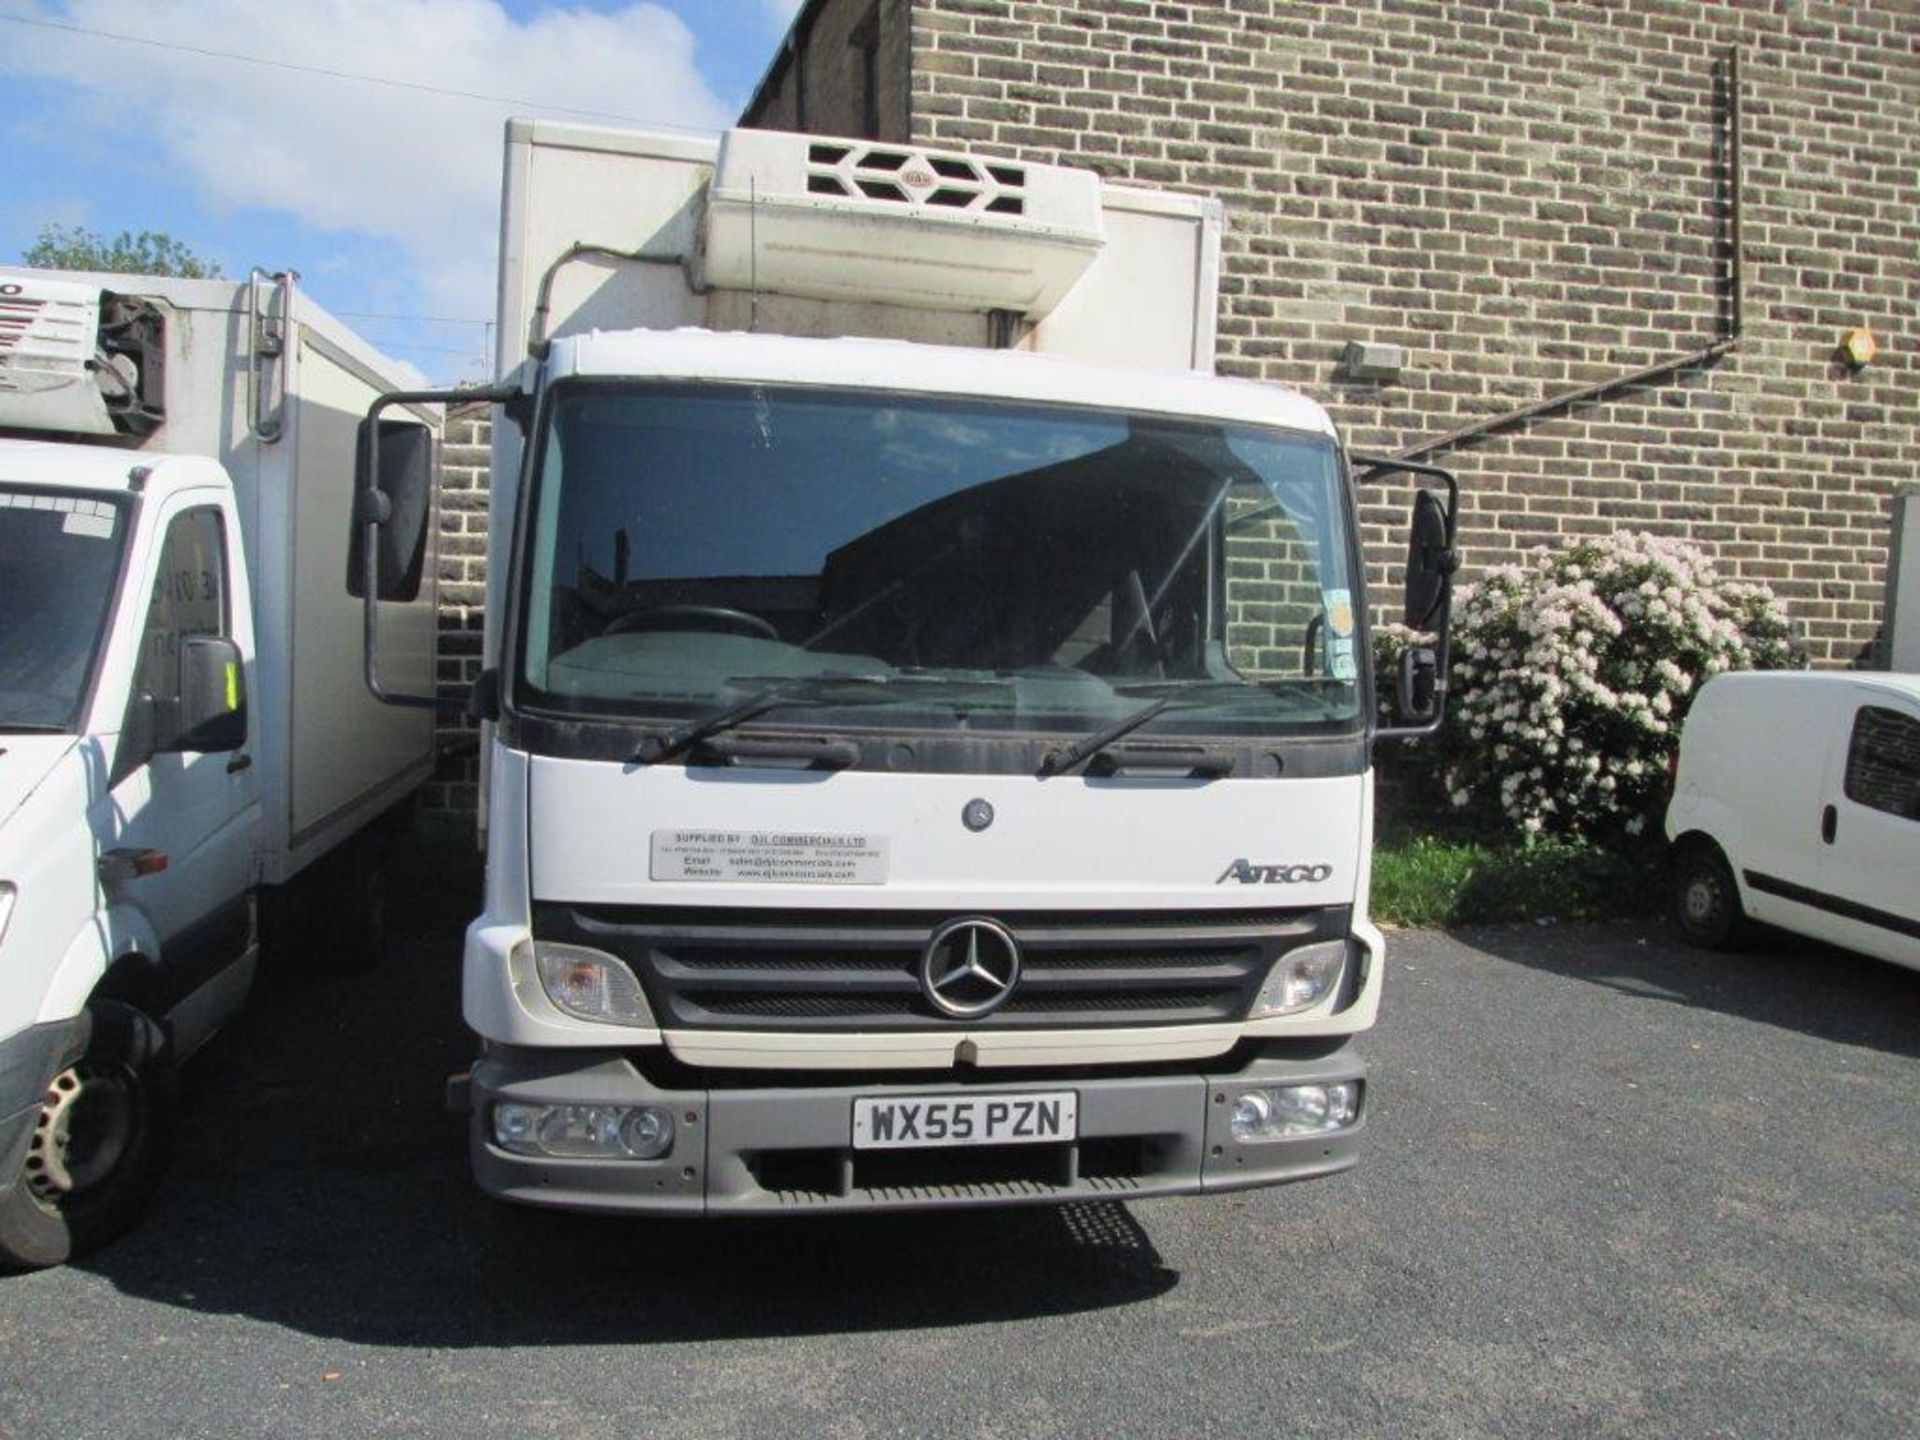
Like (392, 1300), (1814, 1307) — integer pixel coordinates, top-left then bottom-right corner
(168, 636), (247, 754)
(356, 383), (519, 710)
(1403, 488), (1456, 629)
(1396, 644), (1440, 725)
(1351, 452), (1462, 741)
(349, 418), (434, 602)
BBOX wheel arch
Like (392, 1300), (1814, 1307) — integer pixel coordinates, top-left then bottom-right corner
(35, 906), (164, 1028)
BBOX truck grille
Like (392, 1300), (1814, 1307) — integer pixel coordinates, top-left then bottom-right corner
(533, 904), (1349, 1032)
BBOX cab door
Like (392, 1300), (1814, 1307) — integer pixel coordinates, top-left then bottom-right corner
(1815, 693), (1920, 970)
(95, 493), (259, 1018)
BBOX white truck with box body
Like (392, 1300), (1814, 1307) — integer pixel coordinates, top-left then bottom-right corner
(355, 123), (1458, 1213)
(0, 269), (439, 1266)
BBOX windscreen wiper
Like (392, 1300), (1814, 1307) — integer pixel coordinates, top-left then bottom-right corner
(1039, 695), (1190, 777)
(632, 685), (826, 764)
(633, 673), (1011, 765)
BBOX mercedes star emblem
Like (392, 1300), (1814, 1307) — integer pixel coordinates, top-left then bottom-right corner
(920, 918), (1021, 1018)
(962, 798), (995, 832)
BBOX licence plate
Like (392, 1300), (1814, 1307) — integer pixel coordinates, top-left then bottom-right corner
(852, 1092), (1078, 1151)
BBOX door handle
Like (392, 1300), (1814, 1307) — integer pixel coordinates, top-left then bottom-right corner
(227, 752), (253, 774)
(1821, 804), (1837, 844)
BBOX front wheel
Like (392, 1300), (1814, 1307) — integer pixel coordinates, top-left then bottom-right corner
(0, 1002), (177, 1271)
(1671, 842), (1747, 951)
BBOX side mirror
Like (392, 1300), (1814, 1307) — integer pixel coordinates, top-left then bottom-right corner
(1396, 645), (1439, 724)
(1403, 488), (1454, 629)
(168, 636), (247, 753)
(348, 417), (434, 602)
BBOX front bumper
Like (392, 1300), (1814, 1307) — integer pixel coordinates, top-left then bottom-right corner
(469, 1044), (1366, 1214)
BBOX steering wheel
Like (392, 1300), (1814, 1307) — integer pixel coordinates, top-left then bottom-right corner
(604, 605), (780, 641)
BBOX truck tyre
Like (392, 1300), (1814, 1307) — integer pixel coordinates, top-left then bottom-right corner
(0, 1002), (177, 1271)
(340, 829), (389, 972)
(1671, 841), (1746, 951)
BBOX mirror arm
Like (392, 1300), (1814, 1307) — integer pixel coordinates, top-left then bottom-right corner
(361, 383), (518, 711)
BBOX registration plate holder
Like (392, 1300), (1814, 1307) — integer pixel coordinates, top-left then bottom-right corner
(852, 1091), (1078, 1151)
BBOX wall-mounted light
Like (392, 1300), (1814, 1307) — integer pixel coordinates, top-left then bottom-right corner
(1839, 326), (1878, 370)
(1341, 340), (1405, 383)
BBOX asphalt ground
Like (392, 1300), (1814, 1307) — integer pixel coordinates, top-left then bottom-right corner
(1, 834), (1915, 1439)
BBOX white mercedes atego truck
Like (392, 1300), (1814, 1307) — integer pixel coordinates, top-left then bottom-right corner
(355, 123), (1457, 1214)
(0, 269), (440, 1266)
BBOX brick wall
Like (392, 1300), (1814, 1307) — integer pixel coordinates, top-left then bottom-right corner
(424, 403), (490, 816)
(862, 0), (1914, 666)
(745, 0), (915, 140)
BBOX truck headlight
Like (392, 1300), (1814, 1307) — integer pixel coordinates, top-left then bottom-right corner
(492, 1102), (676, 1160)
(524, 941), (654, 1025)
(0, 883), (15, 948)
(1229, 1082), (1361, 1141)
(1250, 939), (1347, 1017)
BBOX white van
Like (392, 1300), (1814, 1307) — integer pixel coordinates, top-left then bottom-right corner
(1666, 671), (1920, 969)
(0, 270), (437, 1268)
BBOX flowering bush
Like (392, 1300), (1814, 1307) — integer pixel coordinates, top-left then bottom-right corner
(1440, 532), (1802, 842)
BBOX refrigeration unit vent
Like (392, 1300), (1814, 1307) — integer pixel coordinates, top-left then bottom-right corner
(703, 128), (1105, 319)
(804, 141), (1029, 216)
(0, 276), (165, 438)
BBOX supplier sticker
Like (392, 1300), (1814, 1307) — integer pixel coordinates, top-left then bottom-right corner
(1330, 637), (1357, 681)
(650, 829), (888, 885)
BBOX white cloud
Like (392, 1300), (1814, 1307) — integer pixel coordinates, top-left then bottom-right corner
(763, 1), (806, 28)
(2, 1), (731, 325)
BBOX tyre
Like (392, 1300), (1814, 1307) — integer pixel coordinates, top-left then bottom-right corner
(339, 829), (389, 972)
(0, 1002), (177, 1271)
(1671, 841), (1746, 950)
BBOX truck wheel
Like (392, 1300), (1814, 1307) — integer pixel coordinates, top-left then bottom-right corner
(1672, 842), (1746, 951)
(0, 1002), (177, 1271)
(340, 829), (389, 972)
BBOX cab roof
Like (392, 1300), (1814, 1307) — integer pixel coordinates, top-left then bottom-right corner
(552, 328), (1341, 439)
(0, 437), (218, 495)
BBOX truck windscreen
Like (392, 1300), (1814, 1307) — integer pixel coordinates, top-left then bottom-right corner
(0, 487), (128, 732)
(516, 383), (1364, 743)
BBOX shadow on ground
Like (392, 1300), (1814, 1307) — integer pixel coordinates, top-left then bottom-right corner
(1466, 918), (1920, 1059)
(73, 829), (1178, 1345)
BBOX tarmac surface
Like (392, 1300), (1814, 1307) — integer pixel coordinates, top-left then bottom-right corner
(2, 834), (1915, 1439)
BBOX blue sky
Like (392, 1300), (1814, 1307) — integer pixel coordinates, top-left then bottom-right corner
(0, 1), (804, 381)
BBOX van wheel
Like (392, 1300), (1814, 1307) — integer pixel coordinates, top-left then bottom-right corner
(0, 1002), (177, 1271)
(1672, 843), (1746, 950)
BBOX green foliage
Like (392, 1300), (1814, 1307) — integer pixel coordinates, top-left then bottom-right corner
(1371, 831), (1665, 928)
(22, 224), (223, 279)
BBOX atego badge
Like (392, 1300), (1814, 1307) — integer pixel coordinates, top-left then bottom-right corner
(1216, 859), (1334, 885)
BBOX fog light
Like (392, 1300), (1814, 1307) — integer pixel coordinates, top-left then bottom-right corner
(528, 941), (654, 1025)
(1227, 1082), (1362, 1142)
(491, 1102), (676, 1160)
(1251, 939), (1348, 1017)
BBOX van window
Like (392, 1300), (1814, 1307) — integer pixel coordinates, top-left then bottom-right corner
(1843, 706), (1920, 821)
(117, 505), (230, 779)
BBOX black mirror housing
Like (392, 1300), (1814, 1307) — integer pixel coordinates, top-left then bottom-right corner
(1403, 488), (1453, 629)
(348, 417), (434, 602)
(1396, 645), (1440, 724)
(168, 636), (247, 753)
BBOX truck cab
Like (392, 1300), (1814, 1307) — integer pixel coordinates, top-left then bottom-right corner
(357, 123), (1457, 1216)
